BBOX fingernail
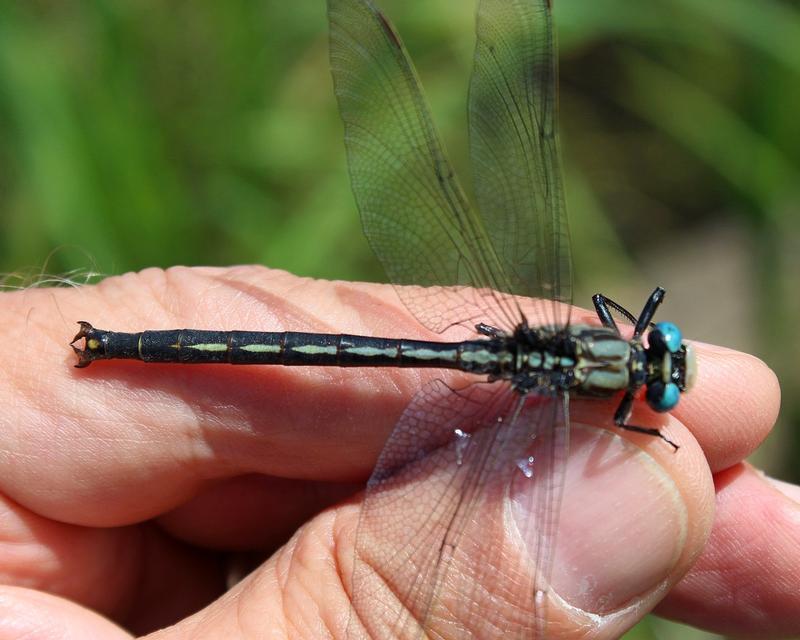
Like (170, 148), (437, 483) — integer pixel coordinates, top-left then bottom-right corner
(511, 424), (687, 613)
(767, 476), (800, 505)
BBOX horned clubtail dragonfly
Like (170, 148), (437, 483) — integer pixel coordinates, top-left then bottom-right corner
(71, 0), (696, 636)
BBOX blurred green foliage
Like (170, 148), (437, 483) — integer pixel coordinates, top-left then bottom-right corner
(1, 1), (798, 638)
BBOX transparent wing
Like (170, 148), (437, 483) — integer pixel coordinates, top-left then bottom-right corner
(469, 0), (572, 327)
(329, 0), (527, 333)
(346, 381), (569, 639)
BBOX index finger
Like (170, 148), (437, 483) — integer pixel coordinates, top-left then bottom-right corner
(0, 266), (779, 525)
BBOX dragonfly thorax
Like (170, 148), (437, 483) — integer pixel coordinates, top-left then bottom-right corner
(479, 319), (696, 413)
(491, 324), (633, 397)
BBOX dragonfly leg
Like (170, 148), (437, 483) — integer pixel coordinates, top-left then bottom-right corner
(632, 287), (666, 337)
(613, 390), (679, 450)
(593, 287), (667, 337)
(475, 323), (506, 338)
(592, 293), (637, 331)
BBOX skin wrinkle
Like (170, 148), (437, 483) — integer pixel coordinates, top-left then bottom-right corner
(271, 541), (295, 640)
(283, 528), (313, 639)
(342, 499), (443, 640)
(331, 507), (359, 634)
(213, 276), (332, 333)
(8, 317), (71, 451)
(96, 271), (170, 327)
(294, 524), (341, 640)
(332, 280), (437, 340)
(315, 533), (347, 640)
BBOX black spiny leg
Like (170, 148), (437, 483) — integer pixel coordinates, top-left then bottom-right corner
(632, 287), (666, 337)
(592, 293), (638, 332)
(475, 323), (506, 338)
(613, 391), (679, 450)
(593, 287), (666, 336)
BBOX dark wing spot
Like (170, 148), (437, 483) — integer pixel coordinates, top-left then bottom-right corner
(377, 11), (402, 49)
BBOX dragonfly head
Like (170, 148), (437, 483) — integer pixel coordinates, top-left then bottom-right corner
(643, 322), (697, 412)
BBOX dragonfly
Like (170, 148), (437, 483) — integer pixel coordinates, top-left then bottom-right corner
(71, 0), (697, 637)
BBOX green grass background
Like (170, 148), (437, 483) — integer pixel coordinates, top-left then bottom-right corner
(1, 1), (798, 637)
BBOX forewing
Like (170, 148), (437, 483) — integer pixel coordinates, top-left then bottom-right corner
(346, 380), (569, 639)
(328, 0), (525, 333)
(469, 0), (572, 326)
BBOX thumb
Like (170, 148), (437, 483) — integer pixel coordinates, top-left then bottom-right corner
(543, 419), (713, 637)
(341, 395), (713, 639)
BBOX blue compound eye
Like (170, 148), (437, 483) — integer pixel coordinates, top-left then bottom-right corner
(653, 322), (682, 353)
(646, 381), (680, 412)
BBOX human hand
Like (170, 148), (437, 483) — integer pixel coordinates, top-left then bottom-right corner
(0, 266), (792, 639)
